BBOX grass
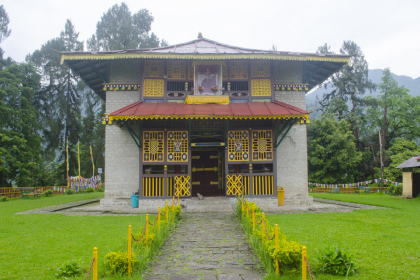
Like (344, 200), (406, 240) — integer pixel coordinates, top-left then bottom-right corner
(265, 193), (420, 280)
(0, 193), (158, 280)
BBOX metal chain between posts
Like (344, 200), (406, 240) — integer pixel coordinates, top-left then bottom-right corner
(256, 216), (263, 225)
(304, 256), (315, 280)
(85, 257), (95, 280)
(263, 219), (274, 240)
(148, 212), (159, 226)
(131, 224), (147, 242)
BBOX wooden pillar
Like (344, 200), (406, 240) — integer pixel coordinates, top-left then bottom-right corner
(224, 148), (229, 196)
(164, 165), (168, 197)
(249, 164), (254, 195)
(139, 148), (143, 198)
(188, 149), (192, 197)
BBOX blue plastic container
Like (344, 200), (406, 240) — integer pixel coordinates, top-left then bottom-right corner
(131, 195), (139, 208)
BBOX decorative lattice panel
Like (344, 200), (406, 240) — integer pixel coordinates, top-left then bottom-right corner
(144, 79), (164, 97)
(228, 131), (249, 161)
(222, 65), (227, 80)
(144, 60), (164, 77)
(252, 130), (273, 161)
(143, 131), (164, 162)
(251, 79), (271, 96)
(167, 131), (188, 162)
(251, 60), (270, 77)
(167, 60), (186, 79)
(188, 61), (194, 80)
(230, 61), (248, 79)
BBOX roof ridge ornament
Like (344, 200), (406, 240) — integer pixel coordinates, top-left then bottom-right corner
(198, 32), (203, 39)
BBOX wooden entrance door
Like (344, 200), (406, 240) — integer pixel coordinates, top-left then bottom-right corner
(191, 151), (224, 196)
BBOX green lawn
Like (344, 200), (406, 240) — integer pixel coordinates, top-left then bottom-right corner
(266, 193), (420, 280)
(0, 193), (151, 280)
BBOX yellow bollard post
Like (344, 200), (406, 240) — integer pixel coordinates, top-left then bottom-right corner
(166, 201), (169, 223)
(128, 225), (132, 276)
(146, 214), (149, 247)
(261, 213), (265, 241)
(252, 205), (255, 231)
(158, 206), (161, 232)
(241, 195), (244, 219)
(177, 194), (179, 206)
(302, 246), (307, 280)
(93, 247), (97, 280)
(275, 224), (279, 275)
(172, 196), (175, 209)
(246, 200), (249, 217)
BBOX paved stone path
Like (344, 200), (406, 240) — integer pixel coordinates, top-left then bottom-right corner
(143, 213), (263, 280)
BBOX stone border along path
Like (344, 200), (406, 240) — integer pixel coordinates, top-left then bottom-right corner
(15, 198), (102, 214)
(15, 197), (385, 216)
(144, 213), (263, 280)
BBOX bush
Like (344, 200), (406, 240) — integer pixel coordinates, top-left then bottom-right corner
(0, 196), (9, 202)
(85, 187), (94, 193)
(65, 189), (75, 195)
(105, 251), (138, 275)
(318, 245), (358, 276)
(55, 260), (82, 278)
(388, 185), (402, 196)
(237, 198), (302, 273)
(42, 189), (53, 197)
(96, 187), (104, 192)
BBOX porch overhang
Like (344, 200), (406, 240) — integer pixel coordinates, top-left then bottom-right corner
(106, 101), (310, 122)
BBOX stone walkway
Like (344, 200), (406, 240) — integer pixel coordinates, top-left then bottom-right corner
(143, 213), (263, 280)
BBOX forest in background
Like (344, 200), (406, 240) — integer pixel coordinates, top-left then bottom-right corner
(1, 2), (419, 188)
(0, 3), (167, 187)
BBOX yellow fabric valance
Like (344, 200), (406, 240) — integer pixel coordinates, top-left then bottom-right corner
(184, 95), (230, 105)
(192, 60), (227, 67)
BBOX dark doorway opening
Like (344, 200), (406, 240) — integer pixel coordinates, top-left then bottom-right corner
(191, 149), (224, 197)
(413, 173), (420, 198)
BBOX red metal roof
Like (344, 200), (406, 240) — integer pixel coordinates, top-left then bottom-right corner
(110, 101), (309, 119)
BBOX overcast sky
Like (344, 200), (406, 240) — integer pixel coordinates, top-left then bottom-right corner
(2, 0), (420, 79)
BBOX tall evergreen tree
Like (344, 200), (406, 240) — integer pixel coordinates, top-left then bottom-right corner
(27, 20), (84, 184)
(0, 63), (43, 187)
(87, 2), (167, 51)
(317, 41), (376, 119)
(0, 5), (13, 69)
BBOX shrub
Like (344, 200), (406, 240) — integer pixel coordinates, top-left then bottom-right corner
(55, 260), (82, 278)
(318, 245), (358, 276)
(105, 251), (138, 275)
(237, 198), (302, 273)
(267, 231), (302, 271)
(96, 187), (104, 192)
(0, 196), (9, 202)
(65, 189), (75, 195)
(85, 187), (94, 193)
(42, 189), (53, 197)
(388, 185), (402, 196)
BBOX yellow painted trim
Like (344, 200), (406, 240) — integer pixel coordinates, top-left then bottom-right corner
(109, 114), (309, 121)
(192, 60), (226, 66)
(184, 96), (230, 105)
(61, 53), (350, 65)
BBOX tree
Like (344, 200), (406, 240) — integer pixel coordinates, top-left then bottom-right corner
(27, 20), (85, 184)
(87, 2), (166, 51)
(307, 115), (362, 183)
(317, 41), (376, 120)
(0, 63), (43, 187)
(0, 5), (13, 69)
(363, 69), (420, 184)
(316, 43), (334, 54)
(375, 138), (420, 182)
(0, 5), (11, 43)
